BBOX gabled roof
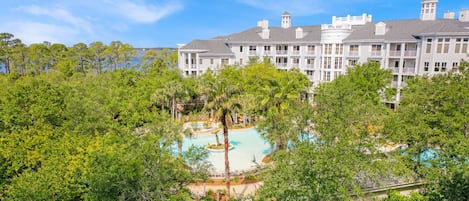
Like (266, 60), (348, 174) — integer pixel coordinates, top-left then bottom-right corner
(344, 19), (469, 42)
(180, 18), (469, 54)
(180, 39), (234, 56)
(227, 26), (322, 43)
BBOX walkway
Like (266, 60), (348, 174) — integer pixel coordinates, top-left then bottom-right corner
(188, 182), (263, 198)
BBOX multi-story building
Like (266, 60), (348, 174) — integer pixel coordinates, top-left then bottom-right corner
(178, 0), (469, 105)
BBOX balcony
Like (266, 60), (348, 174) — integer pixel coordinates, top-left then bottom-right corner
(264, 51), (272, 56)
(276, 50), (288, 55)
(389, 51), (401, 57)
(392, 68), (399, 73)
(404, 50), (417, 57)
(349, 51), (359, 57)
(292, 50), (300, 55)
(276, 63), (288, 68)
(307, 51), (315, 55)
(306, 64), (315, 69)
(402, 67), (415, 74)
(249, 51), (257, 56)
(370, 51), (382, 57)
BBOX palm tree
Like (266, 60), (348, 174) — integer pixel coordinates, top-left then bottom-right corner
(257, 68), (309, 151)
(205, 66), (241, 198)
(151, 88), (167, 113)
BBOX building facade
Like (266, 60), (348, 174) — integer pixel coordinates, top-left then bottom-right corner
(178, 0), (469, 104)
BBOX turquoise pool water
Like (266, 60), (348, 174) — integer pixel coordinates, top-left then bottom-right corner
(182, 127), (270, 174)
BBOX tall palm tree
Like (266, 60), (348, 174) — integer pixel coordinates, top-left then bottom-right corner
(258, 68), (309, 151)
(205, 66), (241, 198)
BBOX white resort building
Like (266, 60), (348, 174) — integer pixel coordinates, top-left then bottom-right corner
(178, 0), (469, 106)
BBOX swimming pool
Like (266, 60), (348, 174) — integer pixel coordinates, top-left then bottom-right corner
(181, 127), (271, 174)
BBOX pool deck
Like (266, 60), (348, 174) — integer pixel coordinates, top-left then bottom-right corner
(185, 122), (257, 138)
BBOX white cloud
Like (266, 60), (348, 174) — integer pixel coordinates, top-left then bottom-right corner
(18, 5), (93, 34)
(105, 0), (183, 23)
(3, 21), (78, 44)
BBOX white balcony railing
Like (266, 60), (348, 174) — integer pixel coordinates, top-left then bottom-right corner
(307, 51), (315, 55)
(276, 63), (288, 68)
(370, 51), (382, 57)
(389, 51), (401, 57)
(292, 50), (300, 55)
(402, 67), (415, 74)
(264, 51), (272, 56)
(404, 50), (417, 57)
(249, 51), (257, 55)
(276, 50), (288, 55)
(349, 51), (359, 56)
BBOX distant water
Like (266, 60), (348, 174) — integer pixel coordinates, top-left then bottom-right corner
(0, 48), (176, 74)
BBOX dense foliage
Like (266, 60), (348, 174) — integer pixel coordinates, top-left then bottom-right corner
(1, 33), (467, 200)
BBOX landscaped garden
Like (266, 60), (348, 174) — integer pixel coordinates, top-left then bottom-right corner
(0, 33), (467, 200)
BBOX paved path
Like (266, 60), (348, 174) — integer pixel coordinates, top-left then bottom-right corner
(188, 182), (263, 198)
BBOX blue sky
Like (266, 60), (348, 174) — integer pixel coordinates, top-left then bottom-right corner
(0, 0), (467, 48)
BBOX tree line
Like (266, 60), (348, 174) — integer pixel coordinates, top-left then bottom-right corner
(0, 32), (177, 77)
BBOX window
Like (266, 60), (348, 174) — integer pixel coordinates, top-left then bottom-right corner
(463, 38), (469, 53)
(334, 71), (342, 79)
(348, 59), (357, 67)
(324, 44), (333, 55)
(424, 62), (429, 71)
(324, 71), (331, 81)
(221, 58), (229, 65)
(434, 62), (440, 72)
(323, 57), (332, 69)
(240, 46), (243, 52)
(239, 58), (243, 65)
(199, 59), (203, 65)
(334, 57), (342, 69)
(276, 45), (288, 54)
(436, 38), (443, 53)
(307, 58), (315, 68)
(307, 45), (315, 54)
(293, 46), (300, 51)
(249, 46), (257, 55)
(436, 38), (449, 53)
(264, 46), (271, 55)
(349, 45), (359, 56)
(453, 62), (459, 70)
(210, 58), (214, 65)
(335, 44), (343, 55)
(444, 38), (450, 53)
(426, 38), (432, 54)
(371, 44), (382, 56)
(441, 62), (447, 72)
(457, 38), (469, 53)
(394, 61), (400, 67)
(292, 58), (300, 65)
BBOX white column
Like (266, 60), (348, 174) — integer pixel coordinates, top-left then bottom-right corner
(188, 53), (192, 69)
